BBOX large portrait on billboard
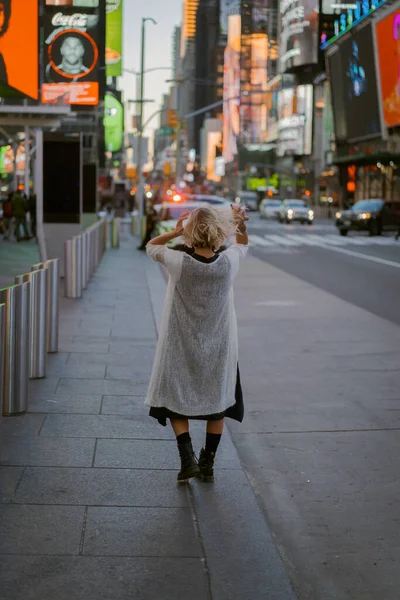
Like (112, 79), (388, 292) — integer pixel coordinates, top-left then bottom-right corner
(280, 0), (319, 72)
(376, 8), (400, 128)
(0, 0), (38, 99)
(42, 7), (100, 105)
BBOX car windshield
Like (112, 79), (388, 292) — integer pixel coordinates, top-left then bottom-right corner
(266, 200), (281, 206)
(193, 196), (226, 205)
(352, 200), (383, 211)
(286, 200), (306, 207)
(162, 205), (198, 220)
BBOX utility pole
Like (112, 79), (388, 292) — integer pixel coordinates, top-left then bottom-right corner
(136, 17), (156, 245)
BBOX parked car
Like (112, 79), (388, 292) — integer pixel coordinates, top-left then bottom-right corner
(236, 191), (258, 211)
(336, 199), (400, 236)
(277, 199), (314, 224)
(260, 198), (282, 219)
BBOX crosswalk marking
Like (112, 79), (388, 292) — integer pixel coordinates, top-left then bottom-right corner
(264, 234), (299, 247)
(248, 232), (400, 250)
(248, 234), (274, 247)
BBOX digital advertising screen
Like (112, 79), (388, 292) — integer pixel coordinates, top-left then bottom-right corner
(104, 91), (124, 153)
(106, 0), (122, 77)
(0, 0), (38, 99)
(277, 84), (313, 156)
(327, 49), (347, 141)
(222, 14), (241, 164)
(280, 0), (319, 72)
(376, 7), (400, 128)
(46, 1), (99, 5)
(42, 6), (100, 105)
(340, 24), (381, 140)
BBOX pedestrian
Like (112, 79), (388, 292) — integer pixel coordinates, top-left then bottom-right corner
(28, 193), (37, 238)
(11, 189), (30, 242)
(146, 204), (248, 482)
(138, 196), (157, 250)
(2, 194), (13, 240)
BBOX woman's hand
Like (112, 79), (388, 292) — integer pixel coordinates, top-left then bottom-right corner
(174, 210), (190, 236)
(231, 204), (249, 227)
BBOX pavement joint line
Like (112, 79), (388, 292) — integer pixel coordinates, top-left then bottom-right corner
(186, 484), (214, 600)
(0, 464), (241, 471)
(10, 466), (26, 502)
(37, 416), (48, 436)
(91, 439), (98, 468)
(78, 506), (89, 556)
(99, 396), (105, 415)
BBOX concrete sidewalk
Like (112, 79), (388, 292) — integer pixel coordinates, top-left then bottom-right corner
(0, 234), (296, 600)
(0, 238), (40, 288)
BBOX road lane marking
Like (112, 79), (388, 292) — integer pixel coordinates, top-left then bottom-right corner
(317, 244), (400, 268)
(255, 300), (300, 307)
(285, 234), (323, 246)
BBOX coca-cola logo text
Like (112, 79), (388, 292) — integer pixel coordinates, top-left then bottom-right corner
(52, 13), (89, 28)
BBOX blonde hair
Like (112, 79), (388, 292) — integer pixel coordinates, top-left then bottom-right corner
(183, 206), (237, 251)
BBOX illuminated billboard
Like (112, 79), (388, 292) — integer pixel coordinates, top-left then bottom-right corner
(207, 131), (222, 182)
(104, 91), (124, 153)
(222, 14), (241, 163)
(240, 32), (268, 144)
(280, 0), (319, 72)
(46, 1), (99, 5)
(106, 0), (122, 76)
(42, 7), (100, 105)
(376, 7), (400, 128)
(0, 0), (38, 99)
(277, 84), (313, 156)
(328, 24), (381, 141)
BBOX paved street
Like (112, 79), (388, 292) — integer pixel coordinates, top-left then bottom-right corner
(247, 217), (400, 326)
(229, 215), (400, 600)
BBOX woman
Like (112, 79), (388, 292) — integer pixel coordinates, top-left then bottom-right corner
(146, 204), (248, 482)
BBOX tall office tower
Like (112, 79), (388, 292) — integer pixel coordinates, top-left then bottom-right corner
(180, 0), (200, 151)
(172, 26), (181, 78)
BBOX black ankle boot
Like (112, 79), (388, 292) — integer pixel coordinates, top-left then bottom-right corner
(177, 441), (200, 482)
(198, 448), (215, 482)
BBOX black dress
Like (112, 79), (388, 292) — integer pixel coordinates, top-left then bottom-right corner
(149, 252), (244, 427)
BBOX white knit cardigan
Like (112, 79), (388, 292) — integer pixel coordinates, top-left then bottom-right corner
(145, 243), (248, 415)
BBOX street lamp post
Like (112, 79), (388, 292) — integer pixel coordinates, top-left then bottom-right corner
(137, 17), (156, 244)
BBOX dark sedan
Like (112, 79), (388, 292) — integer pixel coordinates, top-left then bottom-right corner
(336, 199), (400, 236)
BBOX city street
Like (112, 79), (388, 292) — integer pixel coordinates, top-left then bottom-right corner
(228, 217), (400, 600)
(247, 217), (400, 326)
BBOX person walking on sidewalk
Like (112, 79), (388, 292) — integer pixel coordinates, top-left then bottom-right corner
(2, 194), (13, 240)
(11, 190), (30, 242)
(146, 205), (248, 482)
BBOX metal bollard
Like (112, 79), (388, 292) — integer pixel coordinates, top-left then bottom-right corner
(32, 259), (59, 353)
(0, 283), (30, 415)
(65, 236), (82, 298)
(111, 218), (121, 248)
(81, 231), (88, 290)
(16, 269), (48, 379)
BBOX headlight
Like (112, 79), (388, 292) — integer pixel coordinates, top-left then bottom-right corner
(336, 212), (342, 219)
(308, 210), (314, 217)
(358, 213), (371, 220)
(287, 209), (294, 216)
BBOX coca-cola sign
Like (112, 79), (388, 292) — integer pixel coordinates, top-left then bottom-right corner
(52, 12), (89, 28)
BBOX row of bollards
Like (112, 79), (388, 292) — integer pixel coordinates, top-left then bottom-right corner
(0, 258), (60, 430)
(64, 218), (113, 299)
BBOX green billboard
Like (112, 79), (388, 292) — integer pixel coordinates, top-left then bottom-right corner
(104, 93), (124, 153)
(106, 0), (123, 77)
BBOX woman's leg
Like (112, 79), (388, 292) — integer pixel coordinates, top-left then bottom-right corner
(170, 419), (200, 482)
(199, 419), (225, 482)
(170, 418), (189, 436)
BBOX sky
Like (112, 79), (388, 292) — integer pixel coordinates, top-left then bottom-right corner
(120, 0), (182, 136)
